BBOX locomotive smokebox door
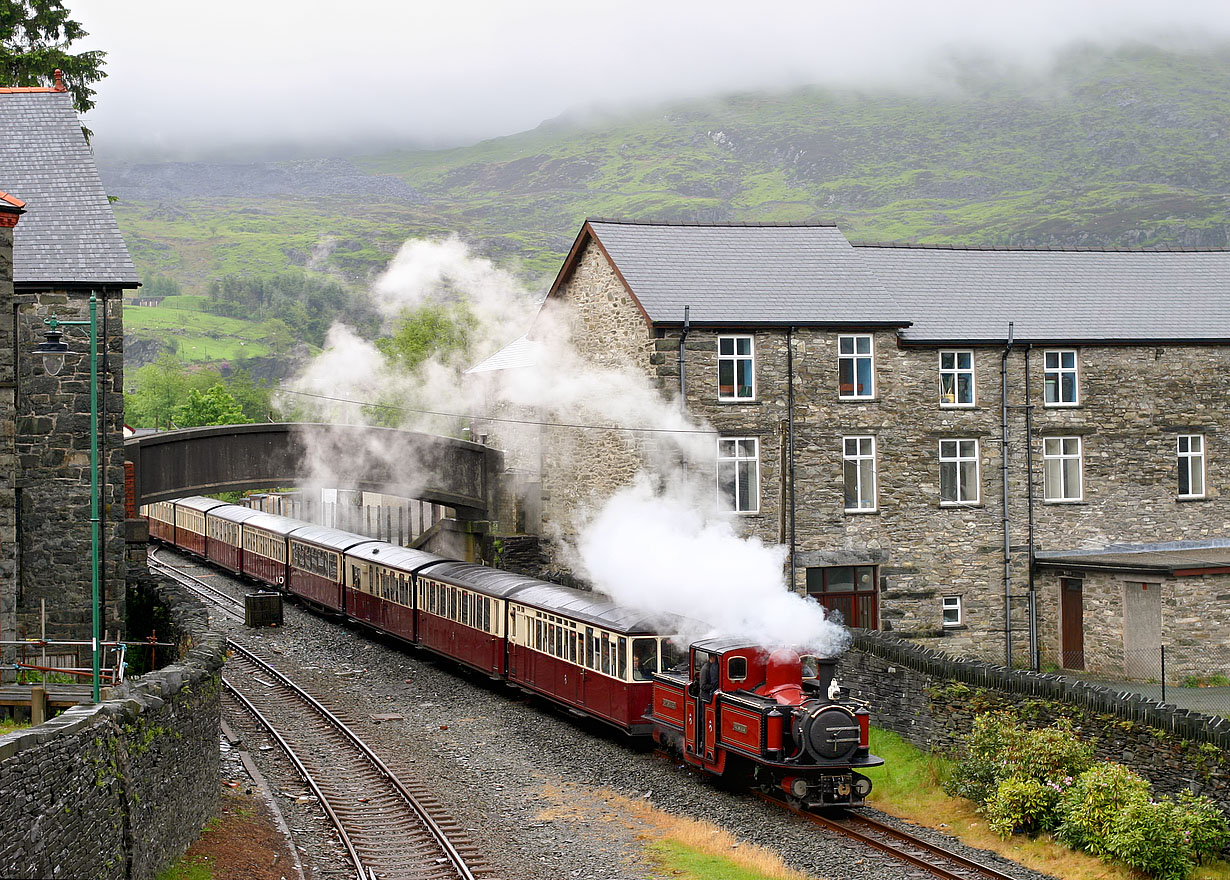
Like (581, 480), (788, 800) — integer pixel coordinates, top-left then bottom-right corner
(245, 591), (283, 627)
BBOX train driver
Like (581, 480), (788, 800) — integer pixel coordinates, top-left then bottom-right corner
(699, 653), (720, 702)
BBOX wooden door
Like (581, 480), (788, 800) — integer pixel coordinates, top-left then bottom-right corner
(1060, 578), (1085, 670)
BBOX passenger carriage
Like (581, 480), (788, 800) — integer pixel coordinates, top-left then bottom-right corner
(289, 525), (376, 613)
(506, 582), (686, 735)
(144, 500), (176, 545)
(172, 496), (228, 558)
(342, 544), (446, 644)
(204, 504), (264, 574)
(238, 512), (300, 589)
(415, 562), (534, 678)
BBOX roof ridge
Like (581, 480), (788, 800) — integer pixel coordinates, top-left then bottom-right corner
(587, 217), (838, 228)
(0, 190), (26, 209)
(853, 241), (1230, 253)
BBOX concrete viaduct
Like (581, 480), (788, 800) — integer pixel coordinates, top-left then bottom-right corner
(124, 422), (503, 521)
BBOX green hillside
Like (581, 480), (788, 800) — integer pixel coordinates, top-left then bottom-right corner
(111, 44), (1230, 361)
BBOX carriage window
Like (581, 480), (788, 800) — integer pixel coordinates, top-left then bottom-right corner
(632, 638), (658, 681)
(727, 656), (748, 681)
(662, 639), (686, 673)
(585, 629), (595, 668)
(483, 598), (491, 633)
(462, 592), (469, 625)
(618, 637), (628, 680)
(601, 636), (611, 675)
(535, 618), (543, 650)
(570, 630), (578, 663)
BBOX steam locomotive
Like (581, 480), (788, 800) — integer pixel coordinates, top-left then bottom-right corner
(145, 495), (882, 807)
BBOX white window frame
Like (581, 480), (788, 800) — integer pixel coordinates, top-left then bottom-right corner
(1043, 349), (1079, 407)
(717, 335), (755, 402)
(838, 334), (875, 399)
(717, 436), (760, 514)
(842, 435), (877, 512)
(942, 596), (963, 627)
(1043, 436), (1083, 502)
(939, 439), (980, 506)
(938, 350), (975, 407)
(1178, 434), (1206, 499)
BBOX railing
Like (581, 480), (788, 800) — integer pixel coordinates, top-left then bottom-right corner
(1039, 643), (1230, 721)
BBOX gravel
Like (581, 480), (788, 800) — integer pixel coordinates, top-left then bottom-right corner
(170, 551), (1059, 880)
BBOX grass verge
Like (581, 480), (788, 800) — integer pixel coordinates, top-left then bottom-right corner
(863, 727), (1230, 880)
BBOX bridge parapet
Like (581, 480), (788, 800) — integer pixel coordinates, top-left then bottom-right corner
(125, 422), (502, 519)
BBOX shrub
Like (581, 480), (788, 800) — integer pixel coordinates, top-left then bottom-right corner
(1175, 790), (1230, 864)
(943, 711), (1022, 804)
(1003, 720), (1094, 784)
(1056, 763), (1152, 857)
(1106, 798), (1194, 880)
(985, 775), (1064, 838)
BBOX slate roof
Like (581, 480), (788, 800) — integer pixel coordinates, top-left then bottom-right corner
(569, 220), (906, 327)
(855, 244), (1230, 344)
(0, 90), (139, 286)
(1035, 540), (1230, 574)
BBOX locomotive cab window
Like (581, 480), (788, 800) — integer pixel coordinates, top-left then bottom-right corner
(632, 638), (658, 680)
(727, 656), (748, 682)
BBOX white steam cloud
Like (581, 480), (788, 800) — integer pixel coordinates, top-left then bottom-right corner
(286, 235), (848, 654)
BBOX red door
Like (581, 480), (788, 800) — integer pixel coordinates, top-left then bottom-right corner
(1061, 578), (1085, 670)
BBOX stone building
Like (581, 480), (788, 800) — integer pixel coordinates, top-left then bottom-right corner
(0, 80), (139, 660)
(505, 219), (1230, 679)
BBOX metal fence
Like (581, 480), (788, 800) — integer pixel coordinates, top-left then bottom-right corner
(1039, 643), (1230, 721)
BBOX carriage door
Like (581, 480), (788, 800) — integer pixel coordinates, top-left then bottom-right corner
(1060, 577), (1084, 670)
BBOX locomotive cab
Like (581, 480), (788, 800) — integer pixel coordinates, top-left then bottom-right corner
(650, 638), (883, 808)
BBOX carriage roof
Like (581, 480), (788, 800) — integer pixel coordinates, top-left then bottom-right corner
(345, 542), (448, 573)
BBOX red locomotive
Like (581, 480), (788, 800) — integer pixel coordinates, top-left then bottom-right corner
(651, 638), (881, 807)
(145, 496), (882, 805)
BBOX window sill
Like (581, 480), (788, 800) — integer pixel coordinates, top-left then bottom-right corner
(838, 396), (879, 403)
(942, 624), (967, 631)
(939, 502), (984, 509)
(714, 398), (763, 406)
(1042, 499), (1087, 505)
(939, 403), (976, 410)
(844, 508), (879, 515)
(1042, 403), (1082, 409)
(1176, 495), (1211, 503)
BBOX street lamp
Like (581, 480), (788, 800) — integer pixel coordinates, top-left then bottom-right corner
(32, 293), (102, 702)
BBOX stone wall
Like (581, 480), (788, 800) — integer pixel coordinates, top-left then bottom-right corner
(838, 631), (1230, 811)
(533, 241), (663, 566)
(0, 567), (223, 880)
(14, 289), (126, 648)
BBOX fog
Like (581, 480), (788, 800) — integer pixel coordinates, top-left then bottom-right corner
(70, 0), (1230, 158)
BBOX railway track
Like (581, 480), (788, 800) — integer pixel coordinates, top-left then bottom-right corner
(148, 550), (246, 623)
(151, 551), (494, 880)
(763, 793), (1020, 880)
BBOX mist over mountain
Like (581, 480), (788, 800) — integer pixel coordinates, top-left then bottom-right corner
(104, 45), (1230, 295)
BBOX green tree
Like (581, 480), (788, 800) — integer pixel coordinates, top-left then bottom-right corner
(224, 369), (273, 422)
(376, 302), (476, 372)
(124, 354), (220, 429)
(0, 1), (106, 114)
(172, 383), (245, 428)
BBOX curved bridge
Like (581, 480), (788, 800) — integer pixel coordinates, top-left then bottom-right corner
(125, 422), (502, 518)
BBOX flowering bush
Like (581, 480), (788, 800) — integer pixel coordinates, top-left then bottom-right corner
(1175, 790), (1230, 865)
(1106, 798), (1194, 880)
(942, 712), (1022, 805)
(986, 774), (1067, 838)
(1055, 762), (1152, 857)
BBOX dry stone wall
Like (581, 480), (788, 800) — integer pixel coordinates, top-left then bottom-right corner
(0, 567), (223, 880)
(838, 631), (1230, 812)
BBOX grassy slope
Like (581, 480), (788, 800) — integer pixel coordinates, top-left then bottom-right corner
(114, 46), (1230, 363)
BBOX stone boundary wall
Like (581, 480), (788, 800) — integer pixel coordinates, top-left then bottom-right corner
(838, 631), (1230, 811)
(0, 567), (223, 880)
